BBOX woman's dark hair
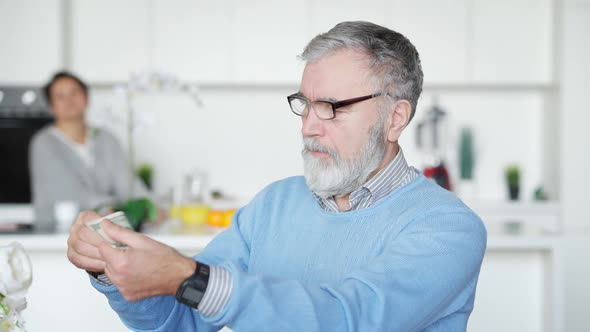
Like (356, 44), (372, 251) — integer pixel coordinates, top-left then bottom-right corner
(43, 71), (88, 104)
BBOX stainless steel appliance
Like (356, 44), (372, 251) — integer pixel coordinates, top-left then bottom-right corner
(415, 100), (452, 191)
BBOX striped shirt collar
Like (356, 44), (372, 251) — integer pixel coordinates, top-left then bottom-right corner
(317, 147), (418, 212)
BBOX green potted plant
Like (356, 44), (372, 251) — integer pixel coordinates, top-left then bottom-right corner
(459, 127), (475, 181)
(136, 163), (154, 191)
(505, 165), (520, 200)
(457, 127), (476, 201)
(114, 198), (159, 231)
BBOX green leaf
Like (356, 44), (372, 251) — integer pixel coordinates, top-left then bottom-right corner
(0, 302), (9, 315)
(114, 198), (158, 231)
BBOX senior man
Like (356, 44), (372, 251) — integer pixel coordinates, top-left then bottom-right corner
(68, 21), (486, 332)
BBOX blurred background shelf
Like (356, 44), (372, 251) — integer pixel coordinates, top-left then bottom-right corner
(468, 200), (561, 234)
(470, 200), (560, 217)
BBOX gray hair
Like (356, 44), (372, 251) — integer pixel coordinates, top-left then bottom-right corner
(300, 21), (423, 122)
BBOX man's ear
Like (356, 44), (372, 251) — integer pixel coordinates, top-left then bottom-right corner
(387, 100), (411, 143)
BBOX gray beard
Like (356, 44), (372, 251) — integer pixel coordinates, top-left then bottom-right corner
(302, 121), (387, 199)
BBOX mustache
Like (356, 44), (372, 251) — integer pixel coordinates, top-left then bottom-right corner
(302, 138), (338, 159)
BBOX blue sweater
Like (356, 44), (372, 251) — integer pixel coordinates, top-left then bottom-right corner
(93, 174), (487, 332)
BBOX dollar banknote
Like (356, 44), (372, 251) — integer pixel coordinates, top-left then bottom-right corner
(85, 211), (133, 248)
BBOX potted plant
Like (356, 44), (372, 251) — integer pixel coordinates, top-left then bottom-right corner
(457, 127), (476, 201)
(505, 165), (520, 200)
(136, 162), (154, 191)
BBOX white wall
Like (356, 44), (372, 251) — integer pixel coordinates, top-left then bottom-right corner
(559, 1), (590, 331)
(86, 87), (548, 204)
(0, 0), (63, 83)
(87, 87), (303, 200)
(0, 0), (557, 205)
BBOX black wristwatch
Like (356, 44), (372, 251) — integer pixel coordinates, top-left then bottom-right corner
(175, 261), (210, 309)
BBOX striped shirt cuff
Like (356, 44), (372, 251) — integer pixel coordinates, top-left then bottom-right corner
(197, 265), (233, 317)
(87, 271), (113, 286)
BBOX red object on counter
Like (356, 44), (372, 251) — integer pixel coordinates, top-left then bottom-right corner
(423, 162), (452, 191)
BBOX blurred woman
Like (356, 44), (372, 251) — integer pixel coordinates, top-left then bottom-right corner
(29, 71), (147, 229)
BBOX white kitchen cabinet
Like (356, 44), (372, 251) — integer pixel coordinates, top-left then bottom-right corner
(470, 0), (553, 84)
(390, 0), (469, 85)
(65, 0), (554, 86)
(560, 0), (590, 232)
(152, 0), (234, 83)
(307, 0), (388, 41)
(11, 233), (222, 332)
(232, 0), (307, 84)
(0, 0), (63, 84)
(307, 0), (470, 86)
(24, 251), (129, 331)
(469, 240), (563, 332)
(70, 0), (151, 82)
(3, 232), (562, 332)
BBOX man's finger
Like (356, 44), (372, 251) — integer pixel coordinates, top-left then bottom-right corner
(97, 240), (117, 260)
(75, 210), (102, 226)
(67, 248), (106, 271)
(78, 222), (107, 247)
(72, 238), (103, 260)
(97, 240), (130, 270)
(102, 219), (147, 248)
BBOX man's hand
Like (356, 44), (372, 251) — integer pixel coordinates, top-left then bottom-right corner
(97, 220), (196, 302)
(67, 210), (108, 272)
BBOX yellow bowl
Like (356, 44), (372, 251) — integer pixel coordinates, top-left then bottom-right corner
(181, 205), (210, 225)
(169, 205), (183, 219)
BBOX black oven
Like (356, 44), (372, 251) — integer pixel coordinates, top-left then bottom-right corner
(0, 86), (53, 204)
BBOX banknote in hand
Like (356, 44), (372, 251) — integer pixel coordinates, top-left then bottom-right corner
(85, 211), (133, 248)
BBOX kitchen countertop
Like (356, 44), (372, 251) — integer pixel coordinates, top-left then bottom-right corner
(0, 221), (222, 251)
(0, 219), (562, 252)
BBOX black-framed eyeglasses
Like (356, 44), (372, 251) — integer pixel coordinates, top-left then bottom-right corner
(287, 93), (383, 120)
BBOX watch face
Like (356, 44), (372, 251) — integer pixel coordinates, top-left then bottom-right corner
(176, 262), (210, 309)
(182, 286), (204, 304)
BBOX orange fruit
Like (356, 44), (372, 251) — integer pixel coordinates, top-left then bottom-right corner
(207, 210), (225, 227)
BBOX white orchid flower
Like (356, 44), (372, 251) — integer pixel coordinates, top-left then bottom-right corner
(0, 243), (31, 331)
(0, 243), (32, 298)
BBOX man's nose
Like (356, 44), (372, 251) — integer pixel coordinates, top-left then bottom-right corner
(301, 106), (325, 137)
